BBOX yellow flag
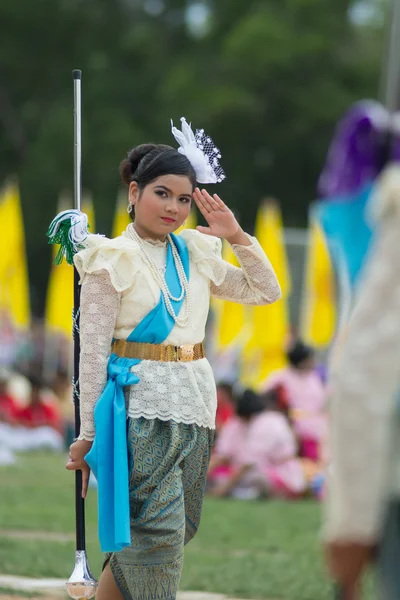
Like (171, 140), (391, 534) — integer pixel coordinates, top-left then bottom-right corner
(241, 201), (291, 388)
(0, 191), (8, 298)
(255, 201), (291, 297)
(0, 180), (30, 330)
(213, 240), (248, 349)
(112, 191), (131, 238)
(300, 214), (336, 348)
(45, 194), (96, 338)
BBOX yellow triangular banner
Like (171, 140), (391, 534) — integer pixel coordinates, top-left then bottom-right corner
(112, 190), (131, 238)
(213, 239), (247, 350)
(300, 214), (336, 348)
(0, 180), (31, 330)
(241, 201), (291, 388)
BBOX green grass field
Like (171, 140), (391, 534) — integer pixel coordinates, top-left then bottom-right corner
(0, 453), (373, 599)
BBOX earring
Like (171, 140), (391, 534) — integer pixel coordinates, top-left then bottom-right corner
(127, 203), (133, 214)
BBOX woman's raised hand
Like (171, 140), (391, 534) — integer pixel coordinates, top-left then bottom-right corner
(192, 188), (239, 239)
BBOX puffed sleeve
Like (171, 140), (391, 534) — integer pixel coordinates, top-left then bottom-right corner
(74, 234), (143, 292)
(180, 229), (281, 305)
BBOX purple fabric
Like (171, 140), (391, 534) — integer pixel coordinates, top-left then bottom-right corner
(392, 132), (400, 162)
(318, 101), (394, 199)
(315, 364), (327, 385)
(316, 101), (400, 292)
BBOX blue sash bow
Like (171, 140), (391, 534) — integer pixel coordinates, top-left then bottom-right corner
(84, 233), (189, 552)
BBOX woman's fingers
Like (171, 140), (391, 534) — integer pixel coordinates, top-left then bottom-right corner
(192, 188), (210, 218)
(81, 465), (90, 499)
(212, 193), (228, 210)
(200, 188), (219, 211)
(66, 458), (90, 498)
(65, 455), (85, 471)
(196, 225), (212, 235)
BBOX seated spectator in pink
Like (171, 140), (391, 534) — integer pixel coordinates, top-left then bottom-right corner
(208, 388), (306, 499)
(215, 382), (235, 433)
(261, 340), (327, 462)
(0, 369), (19, 424)
(16, 375), (62, 433)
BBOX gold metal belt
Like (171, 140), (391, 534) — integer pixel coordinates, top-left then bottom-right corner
(111, 339), (206, 362)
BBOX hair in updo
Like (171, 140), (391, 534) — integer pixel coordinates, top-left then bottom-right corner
(119, 143), (197, 192)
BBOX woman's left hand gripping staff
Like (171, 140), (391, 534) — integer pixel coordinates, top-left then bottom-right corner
(66, 439), (93, 498)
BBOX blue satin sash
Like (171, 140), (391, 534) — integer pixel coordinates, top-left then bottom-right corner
(84, 233), (189, 552)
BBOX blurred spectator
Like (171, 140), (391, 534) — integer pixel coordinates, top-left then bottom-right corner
(0, 312), (19, 368)
(0, 372), (64, 457)
(51, 369), (74, 446)
(0, 368), (19, 424)
(261, 340), (327, 462)
(16, 374), (62, 434)
(14, 319), (46, 376)
(208, 388), (306, 499)
(215, 382), (235, 432)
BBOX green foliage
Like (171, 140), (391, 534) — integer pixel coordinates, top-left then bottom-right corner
(0, 0), (386, 314)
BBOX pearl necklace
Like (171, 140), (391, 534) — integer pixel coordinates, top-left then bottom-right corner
(128, 226), (191, 327)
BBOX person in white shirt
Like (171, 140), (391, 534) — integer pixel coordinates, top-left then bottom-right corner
(324, 165), (400, 599)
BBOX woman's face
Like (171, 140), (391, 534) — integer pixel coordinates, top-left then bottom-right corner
(129, 175), (193, 240)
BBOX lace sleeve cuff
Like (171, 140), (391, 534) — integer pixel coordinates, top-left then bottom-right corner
(210, 234), (281, 304)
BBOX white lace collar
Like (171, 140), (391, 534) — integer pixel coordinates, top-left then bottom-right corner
(124, 224), (167, 248)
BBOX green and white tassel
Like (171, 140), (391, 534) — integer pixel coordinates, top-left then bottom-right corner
(47, 210), (90, 265)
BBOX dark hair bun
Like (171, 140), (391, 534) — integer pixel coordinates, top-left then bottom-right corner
(119, 144), (171, 186)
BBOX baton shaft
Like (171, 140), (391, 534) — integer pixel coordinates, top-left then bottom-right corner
(73, 70), (82, 212)
(72, 69), (85, 552)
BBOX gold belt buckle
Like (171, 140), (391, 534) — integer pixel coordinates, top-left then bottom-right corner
(178, 344), (194, 362)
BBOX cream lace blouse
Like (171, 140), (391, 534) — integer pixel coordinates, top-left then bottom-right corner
(74, 226), (281, 440)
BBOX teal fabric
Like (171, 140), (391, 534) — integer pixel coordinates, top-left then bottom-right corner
(317, 182), (374, 290)
(110, 418), (214, 600)
(84, 234), (190, 552)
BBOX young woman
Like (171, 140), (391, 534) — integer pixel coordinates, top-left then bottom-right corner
(65, 118), (281, 600)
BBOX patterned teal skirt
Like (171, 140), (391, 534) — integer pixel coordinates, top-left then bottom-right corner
(108, 417), (214, 600)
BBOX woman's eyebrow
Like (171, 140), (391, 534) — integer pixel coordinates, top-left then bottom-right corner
(155, 185), (192, 199)
(154, 185), (172, 193)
